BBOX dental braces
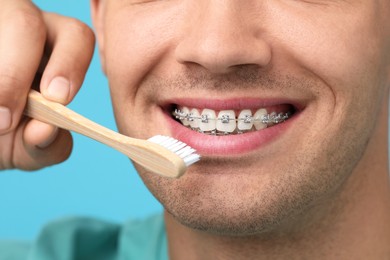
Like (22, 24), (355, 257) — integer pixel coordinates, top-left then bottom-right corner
(173, 109), (290, 125)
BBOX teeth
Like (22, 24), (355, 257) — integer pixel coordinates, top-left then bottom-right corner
(173, 106), (290, 135)
(216, 110), (236, 133)
(237, 109), (253, 131)
(181, 107), (190, 126)
(199, 109), (216, 132)
(189, 108), (200, 129)
(253, 109), (268, 130)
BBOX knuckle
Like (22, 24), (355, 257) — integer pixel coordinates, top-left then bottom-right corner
(0, 69), (26, 109)
(0, 68), (24, 92)
(65, 18), (95, 44)
(7, 8), (46, 39)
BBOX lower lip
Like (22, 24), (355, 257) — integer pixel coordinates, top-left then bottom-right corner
(164, 111), (298, 156)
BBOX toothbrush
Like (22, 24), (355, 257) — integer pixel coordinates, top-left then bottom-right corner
(24, 90), (200, 178)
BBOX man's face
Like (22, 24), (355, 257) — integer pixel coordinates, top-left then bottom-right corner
(93, 1), (390, 235)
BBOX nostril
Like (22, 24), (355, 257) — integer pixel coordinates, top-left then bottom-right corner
(175, 26), (273, 74)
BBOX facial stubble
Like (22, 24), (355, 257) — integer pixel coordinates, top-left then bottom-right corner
(131, 70), (376, 237)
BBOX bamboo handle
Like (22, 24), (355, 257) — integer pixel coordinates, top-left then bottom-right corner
(24, 90), (131, 148)
(24, 90), (186, 178)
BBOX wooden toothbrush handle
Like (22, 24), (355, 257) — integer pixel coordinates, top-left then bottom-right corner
(24, 90), (127, 147)
(24, 90), (186, 178)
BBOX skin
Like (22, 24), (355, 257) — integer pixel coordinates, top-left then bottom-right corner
(0, 0), (95, 170)
(0, 0), (389, 259)
(91, 0), (390, 259)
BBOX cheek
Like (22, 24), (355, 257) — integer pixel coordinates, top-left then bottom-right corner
(100, 6), (184, 135)
(270, 4), (385, 107)
(103, 5), (182, 102)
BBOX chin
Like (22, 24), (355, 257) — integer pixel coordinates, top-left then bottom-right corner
(134, 150), (354, 237)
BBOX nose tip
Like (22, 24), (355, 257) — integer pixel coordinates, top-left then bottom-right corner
(175, 37), (272, 74)
(174, 2), (272, 74)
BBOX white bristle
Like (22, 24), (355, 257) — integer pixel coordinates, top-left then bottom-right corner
(183, 154), (201, 165)
(165, 139), (181, 149)
(169, 142), (187, 153)
(182, 149), (197, 160)
(175, 146), (191, 156)
(157, 137), (173, 146)
(179, 147), (195, 158)
(148, 135), (200, 166)
(147, 135), (163, 143)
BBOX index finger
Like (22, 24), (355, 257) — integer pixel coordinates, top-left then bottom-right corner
(0, 1), (46, 133)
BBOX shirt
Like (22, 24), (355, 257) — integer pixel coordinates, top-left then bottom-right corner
(0, 214), (168, 260)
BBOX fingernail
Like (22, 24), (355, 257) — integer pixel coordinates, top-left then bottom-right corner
(37, 126), (59, 149)
(0, 106), (11, 131)
(46, 77), (70, 103)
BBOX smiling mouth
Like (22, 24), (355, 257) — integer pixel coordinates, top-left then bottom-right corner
(171, 104), (295, 136)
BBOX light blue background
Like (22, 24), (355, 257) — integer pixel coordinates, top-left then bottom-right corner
(0, 1), (162, 240)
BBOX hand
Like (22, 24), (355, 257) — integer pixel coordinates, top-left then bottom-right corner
(0, 0), (95, 170)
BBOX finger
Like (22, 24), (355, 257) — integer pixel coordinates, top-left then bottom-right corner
(11, 119), (73, 170)
(0, 3), (46, 134)
(40, 13), (95, 105)
(27, 128), (73, 169)
(23, 120), (59, 149)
